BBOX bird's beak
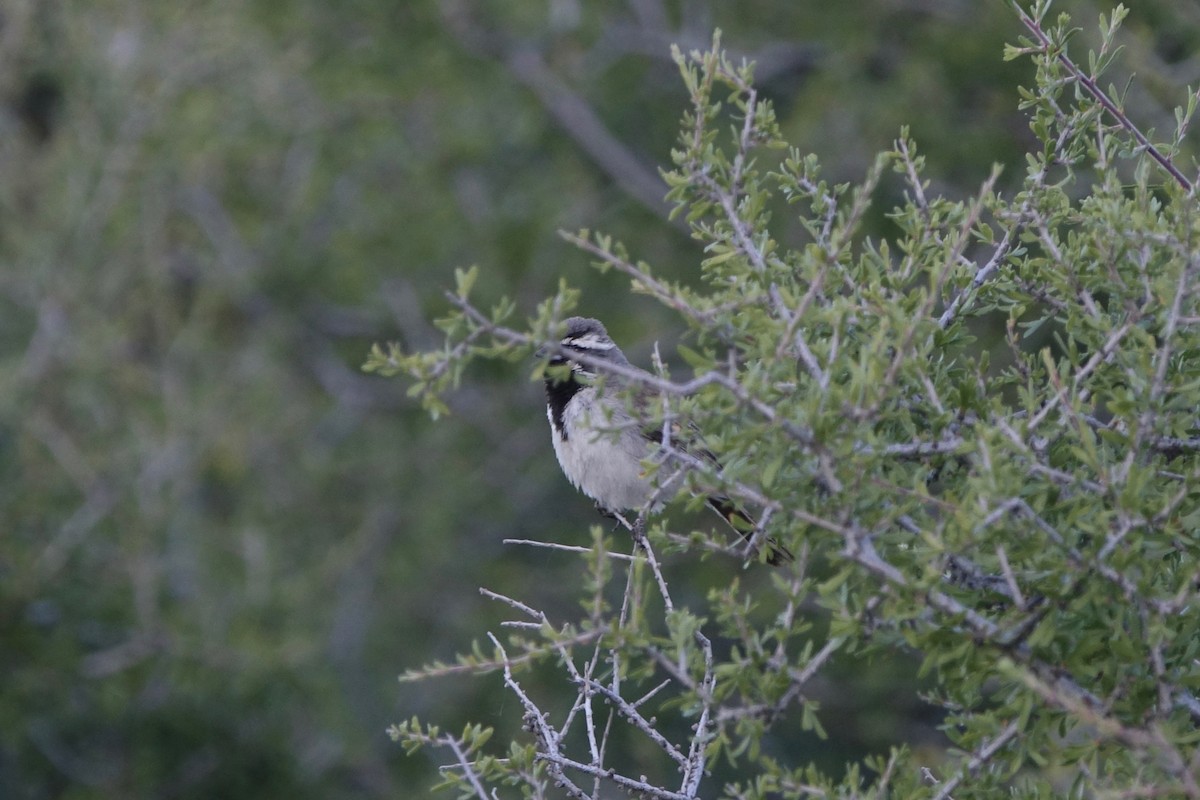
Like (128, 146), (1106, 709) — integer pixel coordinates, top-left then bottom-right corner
(534, 344), (548, 359)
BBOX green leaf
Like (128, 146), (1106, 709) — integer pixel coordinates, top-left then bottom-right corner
(454, 264), (479, 299)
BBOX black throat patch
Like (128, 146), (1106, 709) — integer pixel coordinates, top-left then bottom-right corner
(545, 372), (583, 441)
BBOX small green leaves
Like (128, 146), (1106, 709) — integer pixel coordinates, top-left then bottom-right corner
(676, 343), (715, 372)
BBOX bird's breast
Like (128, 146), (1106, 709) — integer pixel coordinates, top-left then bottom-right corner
(548, 391), (655, 512)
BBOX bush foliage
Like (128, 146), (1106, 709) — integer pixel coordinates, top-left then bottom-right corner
(369, 3), (1200, 797)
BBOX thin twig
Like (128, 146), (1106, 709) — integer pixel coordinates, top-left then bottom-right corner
(442, 734), (493, 800)
(1013, 5), (1192, 191)
(504, 538), (637, 562)
(930, 719), (1023, 800)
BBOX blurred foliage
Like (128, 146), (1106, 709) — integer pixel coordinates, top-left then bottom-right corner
(1, 0), (1197, 797)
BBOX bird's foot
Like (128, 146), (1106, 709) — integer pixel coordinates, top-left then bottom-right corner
(593, 500), (619, 521)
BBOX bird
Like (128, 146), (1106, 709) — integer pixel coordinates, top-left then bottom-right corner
(540, 316), (792, 565)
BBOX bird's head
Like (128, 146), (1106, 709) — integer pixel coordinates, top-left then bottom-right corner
(540, 316), (631, 380)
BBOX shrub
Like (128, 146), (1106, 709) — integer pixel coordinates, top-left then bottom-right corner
(367, 3), (1200, 797)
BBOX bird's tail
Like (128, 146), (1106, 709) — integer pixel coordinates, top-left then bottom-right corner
(706, 496), (793, 566)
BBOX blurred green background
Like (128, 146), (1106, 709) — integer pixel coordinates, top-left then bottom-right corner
(1, 1), (1194, 796)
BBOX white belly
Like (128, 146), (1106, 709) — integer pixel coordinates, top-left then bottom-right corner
(549, 390), (655, 512)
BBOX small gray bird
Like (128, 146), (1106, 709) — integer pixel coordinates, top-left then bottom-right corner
(541, 316), (791, 565)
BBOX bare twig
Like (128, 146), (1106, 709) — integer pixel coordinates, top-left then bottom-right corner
(503, 538), (637, 562)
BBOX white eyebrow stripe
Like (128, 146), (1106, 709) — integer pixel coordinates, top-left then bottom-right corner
(566, 333), (615, 351)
